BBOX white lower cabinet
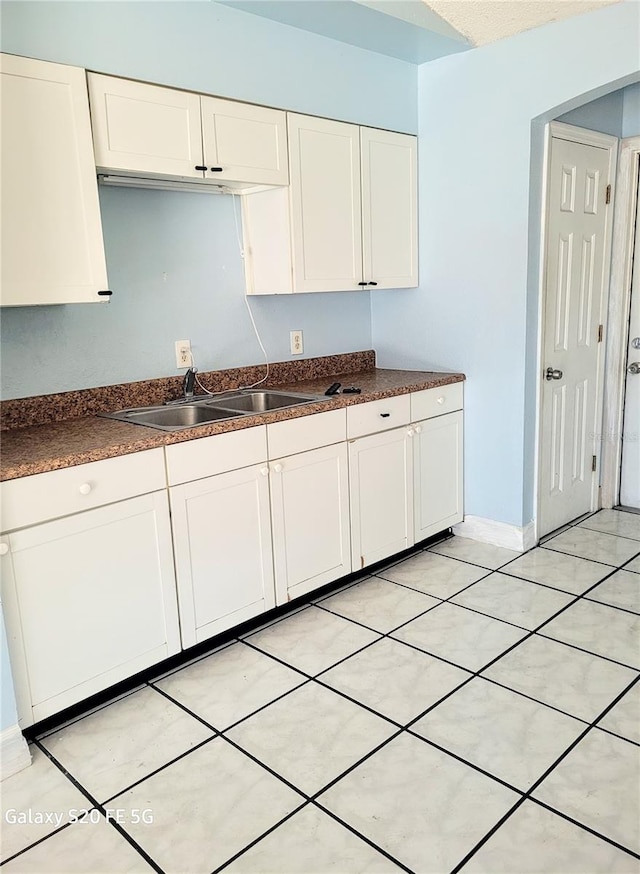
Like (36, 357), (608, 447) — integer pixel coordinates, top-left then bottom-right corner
(413, 411), (464, 541)
(349, 426), (414, 569)
(270, 443), (351, 604)
(0, 487), (180, 727)
(169, 464), (275, 648)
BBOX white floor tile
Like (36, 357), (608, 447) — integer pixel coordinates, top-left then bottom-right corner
(429, 537), (523, 569)
(0, 746), (88, 862)
(376, 551), (488, 599)
(578, 509), (640, 542)
(225, 804), (403, 873)
(533, 729), (640, 854)
(541, 599), (640, 669)
(2, 817), (154, 873)
(451, 573), (575, 630)
(502, 547), (612, 594)
(320, 637), (470, 724)
(41, 686), (213, 802)
(226, 681), (395, 795)
(245, 605), (380, 675)
(319, 732), (519, 874)
(110, 737), (303, 874)
(543, 527), (640, 566)
(155, 641), (306, 730)
(319, 576), (438, 632)
(586, 570), (640, 613)
(391, 601), (528, 671)
(462, 800), (639, 873)
(412, 678), (585, 790)
(482, 634), (637, 722)
(598, 683), (640, 745)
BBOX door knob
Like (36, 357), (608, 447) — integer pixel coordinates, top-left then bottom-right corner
(631, 337), (640, 350)
(545, 367), (563, 381)
(628, 362), (640, 374)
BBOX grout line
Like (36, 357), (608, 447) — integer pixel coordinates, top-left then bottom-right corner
(450, 797), (529, 874)
(143, 681), (222, 734)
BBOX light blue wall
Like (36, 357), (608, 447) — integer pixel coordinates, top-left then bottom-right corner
(623, 82), (640, 136)
(0, 1), (418, 399)
(556, 89), (624, 136)
(371, 1), (640, 528)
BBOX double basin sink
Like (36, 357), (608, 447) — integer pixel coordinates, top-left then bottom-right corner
(101, 390), (328, 432)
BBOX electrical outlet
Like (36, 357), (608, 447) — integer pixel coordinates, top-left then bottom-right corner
(175, 339), (192, 369)
(290, 330), (303, 355)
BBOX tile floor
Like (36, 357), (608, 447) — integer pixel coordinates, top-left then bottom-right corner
(1, 508), (639, 874)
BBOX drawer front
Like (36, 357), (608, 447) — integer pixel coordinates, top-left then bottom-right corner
(0, 448), (166, 531)
(165, 425), (267, 485)
(411, 382), (464, 421)
(268, 409), (346, 459)
(346, 395), (410, 439)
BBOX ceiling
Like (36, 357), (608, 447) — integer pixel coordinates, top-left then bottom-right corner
(217, 0), (622, 63)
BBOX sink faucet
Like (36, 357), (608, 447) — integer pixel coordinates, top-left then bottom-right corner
(183, 367), (197, 400)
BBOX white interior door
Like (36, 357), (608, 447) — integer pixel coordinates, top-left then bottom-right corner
(538, 127), (616, 537)
(620, 173), (640, 509)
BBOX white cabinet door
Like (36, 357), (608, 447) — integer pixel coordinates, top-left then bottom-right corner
(88, 73), (204, 178)
(349, 426), (414, 570)
(0, 493), (180, 726)
(170, 465), (275, 648)
(270, 443), (351, 603)
(288, 114), (363, 292)
(361, 127), (418, 289)
(413, 411), (464, 542)
(0, 55), (109, 306)
(201, 97), (288, 185)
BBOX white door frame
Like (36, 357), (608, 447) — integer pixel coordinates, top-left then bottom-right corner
(601, 135), (640, 508)
(534, 122), (618, 541)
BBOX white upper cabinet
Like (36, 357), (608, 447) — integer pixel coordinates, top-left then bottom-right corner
(361, 127), (417, 290)
(88, 73), (203, 179)
(200, 96), (288, 186)
(88, 73), (288, 187)
(243, 115), (418, 294)
(0, 54), (109, 306)
(288, 114), (363, 292)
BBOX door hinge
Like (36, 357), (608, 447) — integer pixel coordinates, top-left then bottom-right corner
(598, 324), (603, 343)
(592, 455), (597, 472)
(605, 184), (611, 205)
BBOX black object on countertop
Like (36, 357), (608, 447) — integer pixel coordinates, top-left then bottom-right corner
(342, 387), (361, 394)
(325, 382), (342, 395)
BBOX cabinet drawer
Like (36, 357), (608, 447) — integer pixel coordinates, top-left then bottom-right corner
(411, 382), (463, 421)
(346, 395), (410, 439)
(268, 409), (346, 459)
(0, 449), (166, 532)
(165, 425), (267, 486)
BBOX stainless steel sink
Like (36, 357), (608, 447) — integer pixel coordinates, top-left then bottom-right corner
(100, 404), (242, 432)
(100, 390), (326, 432)
(206, 390), (322, 413)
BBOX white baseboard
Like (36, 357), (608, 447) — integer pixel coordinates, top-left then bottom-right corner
(453, 516), (537, 552)
(0, 724), (31, 781)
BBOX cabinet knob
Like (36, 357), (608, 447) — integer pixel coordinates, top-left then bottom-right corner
(379, 412), (391, 418)
(0, 543), (8, 556)
(368, 281), (378, 286)
(437, 396), (445, 405)
(209, 167), (223, 172)
(273, 463), (283, 473)
(194, 165), (207, 171)
(414, 425), (423, 434)
(78, 483), (92, 495)
(407, 428), (414, 437)
(357, 282), (368, 287)
(260, 467), (269, 477)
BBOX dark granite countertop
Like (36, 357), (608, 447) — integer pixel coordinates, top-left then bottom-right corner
(0, 360), (464, 481)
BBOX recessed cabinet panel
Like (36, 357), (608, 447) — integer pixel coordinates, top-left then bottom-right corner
(201, 97), (288, 185)
(349, 427), (414, 569)
(270, 443), (351, 602)
(170, 465), (274, 648)
(1, 54), (108, 306)
(288, 114), (362, 292)
(414, 411), (464, 541)
(361, 128), (418, 289)
(88, 73), (203, 178)
(1, 493), (180, 725)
